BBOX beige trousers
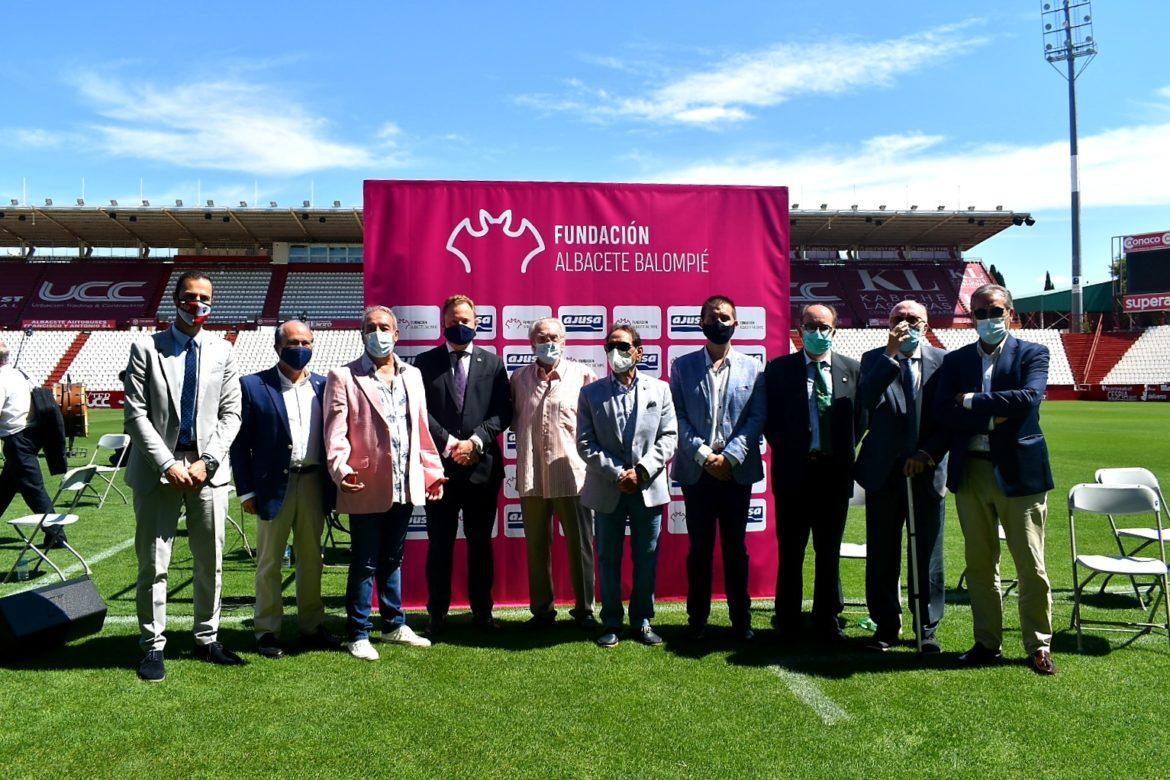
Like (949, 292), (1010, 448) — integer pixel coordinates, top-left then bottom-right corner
(134, 454), (227, 651)
(955, 458), (1053, 654)
(254, 472), (326, 638)
(520, 495), (595, 618)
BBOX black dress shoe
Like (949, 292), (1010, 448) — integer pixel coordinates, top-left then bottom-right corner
(256, 633), (284, 659)
(575, 614), (599, 631)
(473, 614), (500, 632)
(958, 643), (1003, 666)
(686, 623), (708, 640)
(637, 625), (663, 646)
(193, 642), (246, 666)
(865, 632), (896, 652)
(426, 615), (447, 637)
(733, 627), (756, 643)
(301, 627), (342, 650)
(524, 613), (556, 630)
(596, 631), (620, 648)
(137, 650), (165, 683)
(919, 638), (942, 655)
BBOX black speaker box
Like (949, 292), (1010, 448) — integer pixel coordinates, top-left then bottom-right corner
(0, 575), (108, 655)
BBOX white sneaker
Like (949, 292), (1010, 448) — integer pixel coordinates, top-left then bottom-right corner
(381, 625), (432, 648)
(348, 638), (380, 661)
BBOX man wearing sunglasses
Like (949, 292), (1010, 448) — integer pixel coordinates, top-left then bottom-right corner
(856, 300), (948, 653)
(916, 283), (1056, 675)
(764, 303), (861, 644)
(577, 324), (678, 648)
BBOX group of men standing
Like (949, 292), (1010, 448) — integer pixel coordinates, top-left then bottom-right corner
(119, 270), (1056, 682)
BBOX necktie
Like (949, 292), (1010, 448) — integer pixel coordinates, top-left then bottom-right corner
(901, 358), (919, 451)
(813, 361), (833, 455)
(178, 339), (197, 447)
(451, 350), (469, 409)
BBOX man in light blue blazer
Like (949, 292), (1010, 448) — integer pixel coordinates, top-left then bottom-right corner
(669, 295), (766, 641)
(578, 324), (678, 648)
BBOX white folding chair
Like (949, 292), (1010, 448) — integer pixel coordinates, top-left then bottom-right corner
(1068, 483), (1170, 651)
(1095, 468), (1169, 606)
(3, 513), (86, 583)
(84, 433), (131, 507)
(51, 465), (100, 513)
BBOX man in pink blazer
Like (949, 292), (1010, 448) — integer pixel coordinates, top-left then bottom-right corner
(324, 305), (447, 661)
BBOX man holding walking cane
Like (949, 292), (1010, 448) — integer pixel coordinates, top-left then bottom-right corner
(856, 300), (948, 653)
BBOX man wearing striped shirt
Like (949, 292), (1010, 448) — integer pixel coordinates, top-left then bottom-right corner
(510, 317), (598, 630)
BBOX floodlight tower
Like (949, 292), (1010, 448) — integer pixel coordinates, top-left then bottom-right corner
(1043, 1), (1097, 333)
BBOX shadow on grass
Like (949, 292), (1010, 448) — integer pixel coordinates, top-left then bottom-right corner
(0, 625), (262, 672)
(425, 614), (597, 652)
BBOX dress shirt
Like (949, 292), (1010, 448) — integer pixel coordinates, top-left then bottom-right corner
(160, 325), (206, 473)
(0, 364), (33, 438)
(443, 342), (485, 456)
(804, 350), (833, 453)
(962, 340), (1004, 452)
(694, 347), (739, 467)
(610, 372), (639, 466)
(361, 353), (412, 503)
(280, 369), (323, 468)
(511, 357), (596, 498)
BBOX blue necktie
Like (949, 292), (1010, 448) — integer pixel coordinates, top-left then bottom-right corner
(178, 339), (197, 448)
(901, 358), (919, 452)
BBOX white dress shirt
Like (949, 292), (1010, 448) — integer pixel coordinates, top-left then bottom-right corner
(279, 369), (323, 468)
(694, 347), (739, 467)
(443, 342), (484, 457)
(962, 340), (1004, 452)
(0, 364), (33, 439)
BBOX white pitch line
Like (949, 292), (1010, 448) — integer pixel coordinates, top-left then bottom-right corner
(768, 665), (849, 725)
(6, 536), (136, 596)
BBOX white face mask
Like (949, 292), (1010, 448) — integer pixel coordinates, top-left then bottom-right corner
(533, 341), (562, 366)
(609, 349), (635, 374)
(365, 330), (396, 358)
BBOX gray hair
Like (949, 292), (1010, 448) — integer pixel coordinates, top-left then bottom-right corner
(0, 341), (8, 366)
(274, 320), (313, 347)
(362, 305), (397, 330)
(889, 299), (929, 322)
(528, 317), (565, 342)
(971, 283), (1013, 310)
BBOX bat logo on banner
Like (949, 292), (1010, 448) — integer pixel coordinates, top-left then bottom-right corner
(445, 209), (545, 274)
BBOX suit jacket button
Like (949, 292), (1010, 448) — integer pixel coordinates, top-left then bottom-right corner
(283, 468), (289, 474)
(288, 444), (293, 450)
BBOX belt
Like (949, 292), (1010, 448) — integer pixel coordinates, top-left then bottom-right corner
(966, 450), (993, 461)
(289, 464), (320, 474)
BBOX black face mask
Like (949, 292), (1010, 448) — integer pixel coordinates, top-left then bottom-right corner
(702, 321), (735, 345)
(444, 323), (476, 346)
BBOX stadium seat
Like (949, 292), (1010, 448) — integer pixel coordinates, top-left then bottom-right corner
(932, 329), (979, 351)
(828, 329), (888, 362)
(1011, 329), (1075, 385)
(1067, 483), (1170, 651)
(157, 267), (272, 324)
(1101, 326), (1170, 384)
(233, 327), (364, 377)
(0, 329), (81, 386)
(65, 330), (153, 390)
(279, 272), (364, 320)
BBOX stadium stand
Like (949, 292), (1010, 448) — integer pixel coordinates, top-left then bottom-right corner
(64, 330), (152, 390)
(278, 271), (364, 320)
(156, 266), (272, 324)
(0, 329), (81, 386)
(1101, 326), (1170, 384)
(1012, 329), (1076, 385)
(827, 328), (889, 361)
(933, 328), (980, 351)
(232, 327), (364, 377)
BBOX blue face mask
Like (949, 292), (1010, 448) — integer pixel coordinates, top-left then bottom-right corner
(899, 327), (922, 355)
(280, 346), (312, 371)
(975, 317), (1009, 346)
(444, 323), (476, 346)
(365, 330), (396, 358)
(803, 328), (833, 357)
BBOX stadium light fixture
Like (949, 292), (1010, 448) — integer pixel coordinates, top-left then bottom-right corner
(239, 201), (247, 208)
(9, 199), (17, 206)
(1042, 0), (1097, 334)
(110, 199), (118, 207)
(1025, 217), (1036, 226)
(302, 200), (311, 208)
(175, 199), (183, 207)
(936, 205), (945, 211)
(44, 198), (53, 206)
(850, 204), (858, 211)
(207, 200), (214, 207)
(996, 205), (1004, 211)
(269, 201), (277, 208)
(333, 200), (342, 208)
(820, 203), (827, 210)
(76, 198), (84, 206)
(967, 205), (976, 211)
(910, 204), (918, 211)
(878, 204), (886, 210)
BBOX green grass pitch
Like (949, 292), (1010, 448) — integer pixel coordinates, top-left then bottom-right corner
(1, 402), (1168, 777)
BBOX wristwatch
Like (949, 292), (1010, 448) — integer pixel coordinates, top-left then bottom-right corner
(200, 453), (220, 476)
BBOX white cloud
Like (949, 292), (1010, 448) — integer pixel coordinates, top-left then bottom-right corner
(63, 73), (406, 176)
(5, 129), (67, 148)
(652, 120), (1170, 211)
(522, 22), (987, 127)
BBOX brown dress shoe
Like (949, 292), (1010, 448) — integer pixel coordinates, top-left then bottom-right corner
(1030, 649), (1057, 676)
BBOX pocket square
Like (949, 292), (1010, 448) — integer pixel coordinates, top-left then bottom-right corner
(646, 401), (658, 409)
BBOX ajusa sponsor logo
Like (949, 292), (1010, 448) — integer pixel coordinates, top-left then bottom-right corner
(667, 501), (689, 534)
(613, 305), (662, 340)
(475, 306), (496, 338)
(394, 345), (428, 366)
(446, 209), (546, 273)
(504, 505), (526, 538)
(407, 507), (429, 540)
(39, 281), (146, 303)
(667, 306), (704, 340)
(505, 430), (518, 458)
(751, 462), (767, 495)
(558, 305), (606, 337)
(503, 347), (537, 374)
(637, 347), (661, 376)
(746, 499), (767, 532)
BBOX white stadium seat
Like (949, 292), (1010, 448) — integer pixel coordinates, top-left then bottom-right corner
(0, 329), (80, 386)
(233, 327), (364, 377)
(157, 267), (272, 324)
(65, 330), (153, 390)
(1102, 326), (1170, 384)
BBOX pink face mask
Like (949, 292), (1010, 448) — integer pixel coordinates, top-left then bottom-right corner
(177, 300), (212, 326)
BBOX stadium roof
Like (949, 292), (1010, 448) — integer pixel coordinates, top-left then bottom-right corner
(0, 205), (1030, 251)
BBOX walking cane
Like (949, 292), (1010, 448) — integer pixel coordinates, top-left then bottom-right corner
(905, 474), (924, 653)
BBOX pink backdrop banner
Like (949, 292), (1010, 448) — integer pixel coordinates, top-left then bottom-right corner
(363, 179), (789, 609)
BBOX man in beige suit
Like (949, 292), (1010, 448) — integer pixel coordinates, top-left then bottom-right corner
(124, 270), (242, 682)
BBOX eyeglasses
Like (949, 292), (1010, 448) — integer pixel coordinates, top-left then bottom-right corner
(801, 323), (833, 334)
(972, 306), (1007, 320)
(603, 342), (635, 353)
(891, 315), (924, 326)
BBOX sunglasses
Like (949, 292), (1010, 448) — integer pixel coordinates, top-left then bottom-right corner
(891, 315), (924, 326)
(972, 306), (1008, 320)
(603, 342), (635, 353)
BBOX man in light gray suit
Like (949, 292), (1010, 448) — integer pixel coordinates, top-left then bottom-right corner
(124, 270), (243, 682)
(578, 324), (678, 648)
(856, 299), (949, 653)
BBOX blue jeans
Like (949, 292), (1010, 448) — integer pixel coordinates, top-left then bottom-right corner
(346, 504), (413, 641)
(594, 493), (663, 630)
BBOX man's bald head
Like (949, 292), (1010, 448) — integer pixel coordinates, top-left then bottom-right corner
(889, 300), (929, 328)
(275, 320), (314, 349)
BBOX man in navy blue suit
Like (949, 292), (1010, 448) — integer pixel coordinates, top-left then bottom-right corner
(231, 320), (339, 659)
(915, 284), (1056, 675)
(857, 300), (948, 653)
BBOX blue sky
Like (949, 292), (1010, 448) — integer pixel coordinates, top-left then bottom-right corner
(3, 1), (1168, 295)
